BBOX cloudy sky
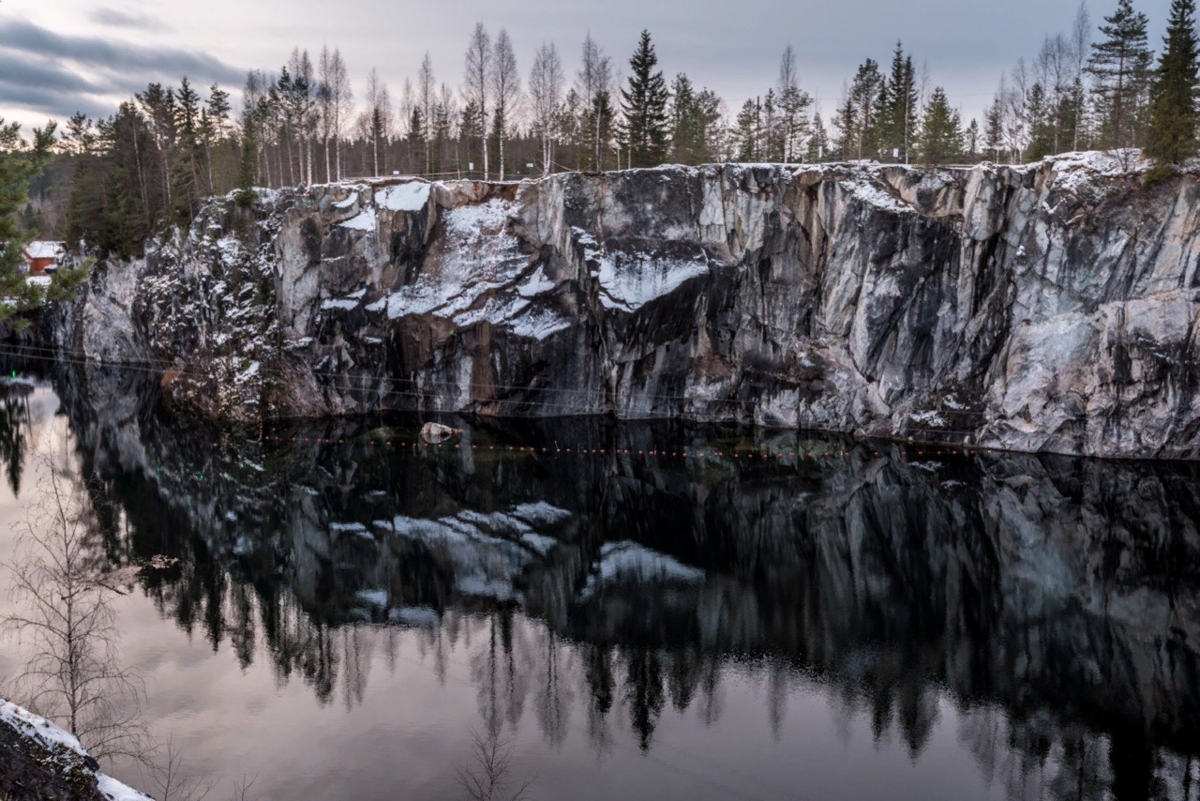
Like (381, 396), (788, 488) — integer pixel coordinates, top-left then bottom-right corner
(0, 0), (1177, 132)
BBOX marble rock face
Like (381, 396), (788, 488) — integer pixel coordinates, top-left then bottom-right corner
(53, 152), (1200, 458)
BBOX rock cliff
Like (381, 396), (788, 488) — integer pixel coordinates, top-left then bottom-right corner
(54, 151), (1200, 458)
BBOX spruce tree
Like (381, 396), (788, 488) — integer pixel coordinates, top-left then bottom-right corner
(235, 110), (258, 208)
(669, 73), (696, 164)
(620, 30), (670, 168)
(734, 98), (760, 161)
(916, 87), (963, 165)
(831, 94), (858, 160)
(776, 46), (812, 162)
(1087, 0), (1154, 149)
(580, 91), (615, 171)
(762, 89), (783, 161)
(984, 102), (1005, 162)
(408, 107), (427, 174)
(1025, 83), (1056, 160)
(878, 42), (919, 162)
(806, 112), (830, 162)
(848, 59), (884, 159)
(0, 120), (56, 319)
(1147, 0), (1200, 170)
(964, 118), (980, 162)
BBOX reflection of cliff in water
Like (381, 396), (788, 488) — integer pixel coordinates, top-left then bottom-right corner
(49, 365), (1200, 799)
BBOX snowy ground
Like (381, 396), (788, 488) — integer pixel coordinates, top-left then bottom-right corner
(0, 697), (153, 800)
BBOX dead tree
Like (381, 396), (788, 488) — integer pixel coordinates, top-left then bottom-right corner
(456, 727), (535, 801)
(2, 456), (147, 765)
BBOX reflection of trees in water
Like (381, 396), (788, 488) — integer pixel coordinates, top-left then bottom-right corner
(1, 457), (147, 765)
(45, 386), (1200, 800)
(0, 384), (34, 496)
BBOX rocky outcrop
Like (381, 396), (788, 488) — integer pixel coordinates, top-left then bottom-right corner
(55, 151), (1200, 458)
(0, 698), (151, 801)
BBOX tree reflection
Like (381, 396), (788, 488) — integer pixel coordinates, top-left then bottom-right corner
(30, 385), (1200, 799)
(0, 382), (34, 496)
(1, 456), (147, 764)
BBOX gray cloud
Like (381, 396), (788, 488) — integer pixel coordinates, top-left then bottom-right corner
(0, 48), (121, 121)
(88, 7), (171, 32)
(0, 19), (243, 87)
(0, 50), (108, 95)
(0, 19), (244, 125)
(0, 81), (115, 122)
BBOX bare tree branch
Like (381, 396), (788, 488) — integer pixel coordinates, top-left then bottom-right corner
(1, 455), (149, 767)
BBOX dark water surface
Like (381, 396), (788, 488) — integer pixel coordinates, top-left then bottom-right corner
(1, 369), (1199, 800)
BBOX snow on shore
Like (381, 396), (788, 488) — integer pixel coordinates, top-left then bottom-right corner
(0, 697), (154, 801)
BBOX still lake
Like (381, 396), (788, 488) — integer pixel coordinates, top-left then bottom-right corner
(0, 368), (1197, 801)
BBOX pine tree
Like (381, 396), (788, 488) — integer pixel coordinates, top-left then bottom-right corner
(620, 30), (670, 168)
(1087, 0), (1154, 149)
(917, 87), (963, 164)
(1147, 0), (1200, 170)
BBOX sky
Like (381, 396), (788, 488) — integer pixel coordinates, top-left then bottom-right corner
(0, 0), (1178, 135)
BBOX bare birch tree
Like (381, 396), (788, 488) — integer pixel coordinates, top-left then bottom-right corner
(142, 735), (215, 801)
(456, 727), (535, 801)
(576, 33), (612, 170)
(317, 46), (337, 183)
(529, 41), (565, 174)
(491, 29), (522, 181)
(2, 458), (147, 766)
(1070, 1), (1092, 151)
(287, 48), (316, 185)
(463, 23), (493, 179)
(777, 45), (813, 163)
(418, 53), (437, 175)
(331, 49), (353, 180)
(364, 68), (392, 176)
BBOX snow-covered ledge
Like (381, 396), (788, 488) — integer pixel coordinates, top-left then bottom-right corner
(0, 696), (153, 801)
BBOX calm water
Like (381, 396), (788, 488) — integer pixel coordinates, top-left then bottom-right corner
(1, 367), (1199, 801)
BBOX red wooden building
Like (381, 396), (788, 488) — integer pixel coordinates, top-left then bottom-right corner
(22, 241), (64, 276)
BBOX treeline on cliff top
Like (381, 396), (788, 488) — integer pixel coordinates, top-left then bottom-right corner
(4, 0), (1199, 265)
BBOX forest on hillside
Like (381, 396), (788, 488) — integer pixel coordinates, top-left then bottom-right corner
(7, 0), (1200, 262)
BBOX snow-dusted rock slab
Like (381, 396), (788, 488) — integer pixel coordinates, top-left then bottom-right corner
(0, 697), (154, 801)
(53, 155), (1200, 458)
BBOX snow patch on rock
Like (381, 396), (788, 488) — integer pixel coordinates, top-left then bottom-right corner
(377, 182), (431, 212)
(340, 207), (377, 231)
(579, 541), (706, 600)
